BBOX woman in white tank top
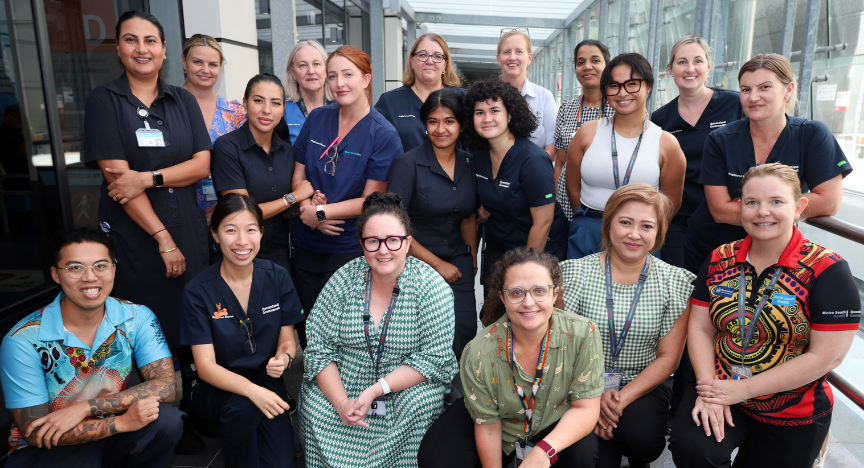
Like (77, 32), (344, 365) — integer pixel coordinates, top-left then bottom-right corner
(565, 53), (686, 260)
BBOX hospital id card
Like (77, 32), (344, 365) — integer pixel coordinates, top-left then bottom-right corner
(604, 371), (624, 391)
(136, 128), (165, 147)
(368, 397), (386, 417)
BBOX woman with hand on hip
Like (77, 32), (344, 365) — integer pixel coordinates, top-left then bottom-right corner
(669, 163), (859, 468)
(283, 40), (332, 145)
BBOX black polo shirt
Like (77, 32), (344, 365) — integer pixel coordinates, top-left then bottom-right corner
(387, 140), (478, 259)
(475, 137), (567, 250)
(651, 88), (744, 225)
(180, 259), (304, 371)
(211, 121), (294, 269)
(375, 85), (465, 152)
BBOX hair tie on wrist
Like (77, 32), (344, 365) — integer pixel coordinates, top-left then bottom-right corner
(151, 228), (166, 237)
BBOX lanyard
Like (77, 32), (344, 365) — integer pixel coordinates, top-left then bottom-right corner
(506, 321), (551, 439)
(362, 272), (400, 380)
(136, 106), (152, 129)
(610, 115), (647, 189)
(737, 264), (783, 367)
(575, 95), (585, 128)
(605, 254), (651, 367)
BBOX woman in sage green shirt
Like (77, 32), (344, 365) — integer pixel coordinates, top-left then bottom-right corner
(419, 247), (604, 468)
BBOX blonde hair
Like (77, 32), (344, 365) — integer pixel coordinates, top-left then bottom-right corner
(497, 30), (532, 55)
(402, 33), (461, 88)
(738, 53), (798, 114)
(182, 34), (225, 86)
(600, 184), (673, 253)
(285, 41), (333, 103)
(741, 163), (802, 202)
(667, 35), (712, 71)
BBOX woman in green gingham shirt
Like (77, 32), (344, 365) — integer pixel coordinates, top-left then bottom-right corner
(559, 184), (694, 468)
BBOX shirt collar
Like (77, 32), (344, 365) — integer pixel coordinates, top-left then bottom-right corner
(521, 79), (538, 98)
(237, 120), (284, 152)
(37, 294), (134, 345)
(105, 72), (176, 106)
(734, 226), (804, 269)
(216, 94), (231, 112)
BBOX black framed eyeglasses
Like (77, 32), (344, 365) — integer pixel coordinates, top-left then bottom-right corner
(604, 78), (643, 96)
(501, 284), (555, 304)
(360, 235), (409, 252)
(238, 318), (257, 354)
(413, 51), (445, 63)
(55, 262), (114, 279)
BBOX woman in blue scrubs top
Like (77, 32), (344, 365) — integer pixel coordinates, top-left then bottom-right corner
(375, 33), (464, 152)
(463, 77), (568, 292)
(211, 74), (315, 271)
(684, 53), (851, 274)
(181, 194), (304, 468)
(291, 45), (403, 347)
(387, 88), (478, 356)
(283, 40), (332, 145)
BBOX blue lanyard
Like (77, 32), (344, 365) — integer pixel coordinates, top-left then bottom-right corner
(605, 254), (651, 367)
(737, 264), (784, 367)
(362, 272), (400, 380)
(610, 115), (647, 189)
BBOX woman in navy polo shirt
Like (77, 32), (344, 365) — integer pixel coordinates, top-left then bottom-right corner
(211, 73), (315, 271)
(291, 45), (403, 347)
(283, 40), (332, 145)
(650, 36), (744, 269)
(181, 194), (304, 468)
(684, 53), (851, 273)
(463, 77), (568, 292)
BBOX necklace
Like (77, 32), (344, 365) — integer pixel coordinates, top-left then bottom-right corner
(614, 116), (649, 136)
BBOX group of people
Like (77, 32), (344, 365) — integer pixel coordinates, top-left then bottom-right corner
(0, 9), (859, 468)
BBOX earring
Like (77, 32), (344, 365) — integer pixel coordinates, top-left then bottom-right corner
(785, 97), (789, 102)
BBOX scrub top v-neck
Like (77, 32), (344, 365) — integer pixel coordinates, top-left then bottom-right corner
(180, 259), (304, 370)
(292, 105), (403, 254)
(375, 85), (465, 152)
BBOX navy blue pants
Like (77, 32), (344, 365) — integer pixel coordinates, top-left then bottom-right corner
(7, 403), (183, 468)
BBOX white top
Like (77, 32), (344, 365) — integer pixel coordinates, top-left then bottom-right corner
(521, 78), (558, 148)
(580, 117), (662, 210)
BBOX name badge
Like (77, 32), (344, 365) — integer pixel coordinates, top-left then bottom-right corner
(604, 371), (624, 391)
(202, 177), (217, 201)
(367, 397), (386, 417)
(713, 286), (735, 298)
(515, 440), (534, 462)
(136, 128), (165, 147)
(730, 365), (752, 380)
(772, 293), (796, 307)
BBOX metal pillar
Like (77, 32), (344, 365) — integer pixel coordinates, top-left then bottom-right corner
(271, 0), (297, 80)
(781, 0), (797, 58)
(562, 27), (571, 101)
(370, 0), (385, 103)
(647, 0), (658, 66)
(797, 0), (821, 118)
(707, 0), (721, 85)
(713, 0), (727, 85)
(649, 0), (664, 112)
(406, 20), (416, 65)
(583, 11), (590, 41)
(694, 0), (704, 36)
(599, 0), (609, 44)
(618, 0), (631, 53)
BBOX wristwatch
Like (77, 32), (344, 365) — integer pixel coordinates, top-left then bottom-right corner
(535, 440), (558, 465)
(152, 171), (164, 188)
(283, 193), (297, 206)
(378, 377), (392, 395)
(316, 205), (326, 222)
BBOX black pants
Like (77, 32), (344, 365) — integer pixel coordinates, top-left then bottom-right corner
(670, 344), (695, 414)
(669, 382), (831, 468)
(661, 219), (687, 268)
(291, 247), (361, 348)
(446, 252), (478, 356)
(187, 372), (295, 468)
(7, 403), (183, 468)
(418, 397), (598, 468)
(596, 379), (672, 468)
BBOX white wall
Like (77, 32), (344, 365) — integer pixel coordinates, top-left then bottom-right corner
(384, 16), (403, 92)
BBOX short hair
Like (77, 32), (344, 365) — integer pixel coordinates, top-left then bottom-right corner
(182, 34), (225, 66)
(573, 39), (611, 70)
(461, 77), (538, 149)
(666, 35), (712, 71)
(600, 184), (673, 253)
(497, 30), (532, 55)
(210, 193), (264, 233)
(116, 10), (164, 43)
(327, 46), (373, 105)
(738, 53), (798, 114)
(284, 41), (334, 103)
(50, 226), (117, 268)
(356, 192), (412, 241)
(419, 88), (466, 126)
(479, 247), (563, 327)
(741, 163), (803, 202)
(601, 53), (654, 96)
(403, 33), (461, 88)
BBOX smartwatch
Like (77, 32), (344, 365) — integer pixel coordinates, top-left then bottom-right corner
(283, 193), (297, 206)
(152, 171), (164, 188)
(378, 378), (392, 395)
(535, 440), (558, 465)
(316, 205), (326, 222)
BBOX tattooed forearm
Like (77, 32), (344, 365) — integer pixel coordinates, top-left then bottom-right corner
(88, 357), (177, 417)
(10, 404), (50, 441)
(10, 404), (117, 446)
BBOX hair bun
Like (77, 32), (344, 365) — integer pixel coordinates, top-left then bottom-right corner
(362, 192), (403, 211)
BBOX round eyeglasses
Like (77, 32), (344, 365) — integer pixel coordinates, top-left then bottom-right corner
(501, 284), (555, 304)
(413, 51), (445, 63)
(55, 262), (114, 279)
(604, 78), (643, 96)
(360, 235), (409, 252)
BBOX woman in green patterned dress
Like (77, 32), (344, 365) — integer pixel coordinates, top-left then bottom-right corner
(299, 192), (459, 467)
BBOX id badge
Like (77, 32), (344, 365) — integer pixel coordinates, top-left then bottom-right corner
(367, 397), (386, 417)
(202, 177), (217, 201)
(604, 371), (624, 391)
(514, 440), (534, 462)
(731, 365), (752, 380)
(136, 128), (165, 147)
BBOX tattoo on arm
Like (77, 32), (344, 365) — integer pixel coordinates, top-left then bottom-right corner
(87, 357), (177, 417)
(10, 405), (118, 446)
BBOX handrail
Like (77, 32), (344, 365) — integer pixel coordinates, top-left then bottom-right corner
(828, 370), (864, 411)
(804, 215), (864, 245)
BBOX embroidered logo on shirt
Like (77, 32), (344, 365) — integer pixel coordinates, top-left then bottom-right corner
(669, 129), (682, 134)
(345, 151), (361, 156)
(709, 121), (727, 128)
(839, 161), (849, 167)
(499, 181), (510, 188)
(476, 174), (488, 180)
(212, 303), (233, 319)
(262, 303), (280, 314)
(310, 139), (328, 148)
(545, 194), (553, 199)
(398, 115), (416, 118)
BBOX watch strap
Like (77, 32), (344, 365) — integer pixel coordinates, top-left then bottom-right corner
(535, 440), (558, 465)
(152, 171), (163, 188)
(378, 377), (391, 395)
(316, 205), (326, 222)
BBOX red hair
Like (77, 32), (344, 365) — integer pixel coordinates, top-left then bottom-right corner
(327, 45), (373, 104)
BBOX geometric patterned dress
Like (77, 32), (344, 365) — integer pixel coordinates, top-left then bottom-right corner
(299, 256), (459, 467)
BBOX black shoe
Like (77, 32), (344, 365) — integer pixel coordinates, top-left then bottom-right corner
(190, 414), (220, 438)
(173, 425), (206, 455)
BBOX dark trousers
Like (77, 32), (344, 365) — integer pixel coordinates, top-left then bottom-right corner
(448, 252), (478, 356)
(418, 397), (598, 468)
(291, 247), (361, 348)
(669, 382), (831, 468)
(7, 404), (183, 468)
(187, 373), (295, 468)
(670, 344), (695, 414)
(661, 220), (687, 268)
(596, 379), (672, 468)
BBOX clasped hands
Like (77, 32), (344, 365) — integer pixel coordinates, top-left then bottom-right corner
(593, 389), (625, 441)
(299, 190), (345, 236)
(336, 383), (385, 429)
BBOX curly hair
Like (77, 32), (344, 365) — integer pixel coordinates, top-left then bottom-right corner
(479, 247), (563, 327)
(461, 77), (538, 149)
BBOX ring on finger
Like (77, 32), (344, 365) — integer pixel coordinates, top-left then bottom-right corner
(710, 391), (714, 398)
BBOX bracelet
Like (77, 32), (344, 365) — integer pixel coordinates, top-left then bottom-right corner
(157, 246), (177, 254)
(282, 196), (289, 207)
(283, 352), (294, 369)
(378, 377), (392, 395)
(151, 228), (166, 237)
(535, 440), (558, 465)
